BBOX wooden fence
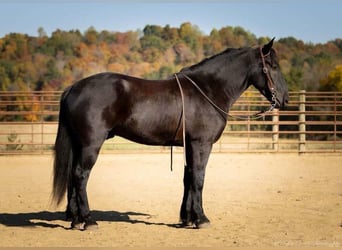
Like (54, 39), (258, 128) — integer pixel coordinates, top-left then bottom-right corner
(0, 90), (341, 155)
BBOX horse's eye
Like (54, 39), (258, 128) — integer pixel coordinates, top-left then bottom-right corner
(268, 62), (277, 69)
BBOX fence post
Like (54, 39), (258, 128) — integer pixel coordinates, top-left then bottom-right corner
(272, 109), (279, 151)
(334, 92), (337, 152)
(299, 90), (306, 154)
(40, 93), (44, 154)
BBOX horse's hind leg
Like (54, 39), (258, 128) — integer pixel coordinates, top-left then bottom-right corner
(72, 143), (102, 230)
(64, 146), (81, 227)
(66, 174), (83, 229)
(66, 180), (77, 220)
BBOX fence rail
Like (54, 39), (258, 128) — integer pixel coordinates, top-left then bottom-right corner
(0, 90), (341, 155)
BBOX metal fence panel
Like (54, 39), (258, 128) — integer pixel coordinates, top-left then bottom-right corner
(0, 90), (341, 154)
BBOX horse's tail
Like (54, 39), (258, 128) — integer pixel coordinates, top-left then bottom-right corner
(52, 87), (73, 206)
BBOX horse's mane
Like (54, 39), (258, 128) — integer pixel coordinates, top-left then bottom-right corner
(180, 47), (248, 73)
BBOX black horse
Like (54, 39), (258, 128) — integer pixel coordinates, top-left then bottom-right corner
(52, 39), (288, 230)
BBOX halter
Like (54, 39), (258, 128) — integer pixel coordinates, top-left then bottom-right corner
(260, 46), (277, 113)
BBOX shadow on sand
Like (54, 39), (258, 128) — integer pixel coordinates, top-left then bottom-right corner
(0, 210), (181, 229)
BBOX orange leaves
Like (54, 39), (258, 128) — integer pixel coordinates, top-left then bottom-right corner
(0, 23), (342, 93)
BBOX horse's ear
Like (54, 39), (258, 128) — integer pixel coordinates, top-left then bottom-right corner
(262, 37), (275, 55)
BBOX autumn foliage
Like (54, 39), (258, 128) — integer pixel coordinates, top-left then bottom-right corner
(0, 22), (342, 93)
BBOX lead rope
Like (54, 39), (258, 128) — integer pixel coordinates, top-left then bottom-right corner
(183, 74), (274, 120)
(183, 75), (229, 116)
(174, 74), (188, 167)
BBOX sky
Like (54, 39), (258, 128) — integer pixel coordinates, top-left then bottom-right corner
(0, 0), (341, 44)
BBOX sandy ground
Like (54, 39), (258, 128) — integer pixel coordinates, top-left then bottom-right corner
(0, 153), (341, 247)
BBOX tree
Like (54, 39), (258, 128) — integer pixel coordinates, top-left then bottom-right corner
(38, 27), (47, 38)
(0, 22), (342, 94)
(140, 25), (167, 52)
(284, 67), (303, 91)
(41, 29), (82, 56)
(0, 62), (11, 91)
(179, 22), (202, 51)
(320, 64), (342, 91)
(162, 25), (179, 44)
(84, 26), (98, 45)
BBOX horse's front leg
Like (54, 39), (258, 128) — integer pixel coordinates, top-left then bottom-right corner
(180, 141), (212, 229)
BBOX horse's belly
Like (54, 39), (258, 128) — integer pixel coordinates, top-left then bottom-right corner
(115, 130), (175, 146)
(113, 119), (178, 146)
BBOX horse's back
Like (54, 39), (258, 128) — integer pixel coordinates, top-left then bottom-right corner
(60, 72), (181, 146)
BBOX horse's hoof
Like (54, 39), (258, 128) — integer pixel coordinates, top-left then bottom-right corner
(180, 221), (195, 229)
(71, 222), (83, 230)
(84, 221), (99, 231)
(195, 221), (210, 229)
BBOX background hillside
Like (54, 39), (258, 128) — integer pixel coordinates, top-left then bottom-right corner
(1, 22), (341, 92)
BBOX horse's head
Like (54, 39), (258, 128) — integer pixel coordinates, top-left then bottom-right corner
(249, 38), (289, 109)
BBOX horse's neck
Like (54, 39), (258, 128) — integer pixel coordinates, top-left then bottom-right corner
(185, 56), (251, 110)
